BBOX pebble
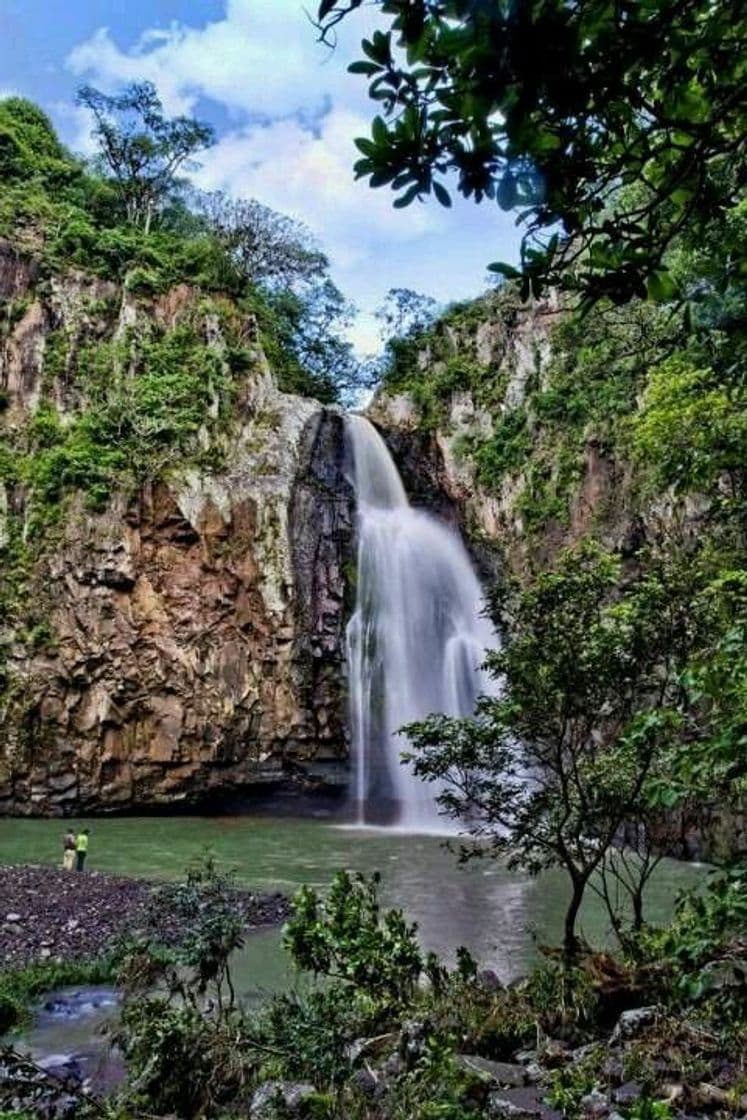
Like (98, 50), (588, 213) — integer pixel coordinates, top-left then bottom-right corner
(0, 864), (290, 968)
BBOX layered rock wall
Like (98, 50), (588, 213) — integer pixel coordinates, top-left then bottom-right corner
(0, 243), (354, 814)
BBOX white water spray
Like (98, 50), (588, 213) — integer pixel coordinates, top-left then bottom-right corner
(345, 415), (499, 830)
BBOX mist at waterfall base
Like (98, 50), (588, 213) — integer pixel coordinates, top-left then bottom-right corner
(344, 415), (499, 832)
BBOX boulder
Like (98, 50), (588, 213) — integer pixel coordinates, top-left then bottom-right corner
(345, 1033), (396, 1066)
(457, 1055), (528, 1088)
(580, 1087), (610, 1117)
(399, 1018), (431, 1064)
(349, 1068), (378, 1098)
(250, 1080), (317, 1118)
(613, 1082), (642, 1105)
(478, 968), (505, 992)
(488, 1086), (562, 1119)
(610, 1007), (657, 1042)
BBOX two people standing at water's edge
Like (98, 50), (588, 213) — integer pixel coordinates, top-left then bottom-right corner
(62, 827), (90, 871)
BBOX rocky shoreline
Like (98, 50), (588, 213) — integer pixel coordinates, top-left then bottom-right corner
(0, 864), (290, 969)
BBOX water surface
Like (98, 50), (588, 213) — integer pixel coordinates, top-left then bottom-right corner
(0, 814), (704, 986)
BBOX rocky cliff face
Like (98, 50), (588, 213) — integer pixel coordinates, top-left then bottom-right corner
(368, 295), (568, 574)
(367, 294), (744, 862)
(368, 293), (686, 579)
(0, 242), (354, 815)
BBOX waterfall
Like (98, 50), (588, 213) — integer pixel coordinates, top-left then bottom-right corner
(345, 415), (499, 830)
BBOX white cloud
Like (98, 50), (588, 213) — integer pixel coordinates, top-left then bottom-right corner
(191, 108), (443, 271)
(64, 0), (520, 354)
(66, 0), (376, 119)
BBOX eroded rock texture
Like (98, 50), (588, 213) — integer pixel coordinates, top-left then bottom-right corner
(0, 243), (354, 814)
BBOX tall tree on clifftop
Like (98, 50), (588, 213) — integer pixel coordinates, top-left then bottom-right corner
(77, 82), (214, 234)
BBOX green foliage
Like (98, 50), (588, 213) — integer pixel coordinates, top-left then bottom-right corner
(639, 867), (746, 1000)
(646, 569), (747, 810)
(115, 856), (254, 1117)
(118, 998), (251, 1117)
(624, 1100), (674, 1120)
(16, 325), (232, 524)
(258, 987), (374, 1088)
(13, 866), (736, 1120)
(632, 357), (747, 502)
(258, 283), (361, 404)
(472, 409), (531, 486)
(380, 1041), (482, 1120)
(0, 95), (366, 409)
(191, 188), (329, 290)
(406, 538), (712, 953)
(379, 287), (519, 429)
(0, 97), (81, 188)
(546, 1050), (602, 1118)
(77, 82), (214, 231)
(525, 960), (598, 1034)
(284, 870), (424, 1004)
(317, 0), (746, 306)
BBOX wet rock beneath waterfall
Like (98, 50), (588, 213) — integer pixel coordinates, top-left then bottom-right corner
(0, 864), (290, 968)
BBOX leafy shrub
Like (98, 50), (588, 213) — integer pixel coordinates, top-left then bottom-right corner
(473, 408), (532, 487)
(637, 866), (747, 1010)
(0, 98), (81, 188)
(633, 357), (747, 499)
(258, 987), (374, 1087)
(525, 959), (599, 1035)
(283, 870), (424, 1005)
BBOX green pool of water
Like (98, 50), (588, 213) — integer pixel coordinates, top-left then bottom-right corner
(0, 814), (705, 986)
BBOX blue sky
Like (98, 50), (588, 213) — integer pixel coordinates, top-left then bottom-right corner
(1, 0), (521, 353)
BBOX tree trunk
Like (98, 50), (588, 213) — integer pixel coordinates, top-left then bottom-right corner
(563, 876), (586, 962)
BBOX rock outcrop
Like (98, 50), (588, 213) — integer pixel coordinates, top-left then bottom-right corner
(0, 242), (355, 814)
(367, 293), (744, 862)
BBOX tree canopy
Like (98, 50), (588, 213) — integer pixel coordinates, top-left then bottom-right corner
(77, 82), (214, 233)
(317, 0), (746, 305)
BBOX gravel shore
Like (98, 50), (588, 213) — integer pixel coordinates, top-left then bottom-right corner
(0, 864), (290, 969)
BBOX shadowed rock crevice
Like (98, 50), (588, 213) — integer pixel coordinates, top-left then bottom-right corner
(289, 409), (355, 780)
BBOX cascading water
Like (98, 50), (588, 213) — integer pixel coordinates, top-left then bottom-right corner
(345, 414), (499, 830)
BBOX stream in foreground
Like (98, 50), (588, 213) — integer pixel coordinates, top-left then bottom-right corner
(1, 814), (705, 1077)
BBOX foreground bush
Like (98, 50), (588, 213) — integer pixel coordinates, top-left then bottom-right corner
(2, 865), (744, 1118)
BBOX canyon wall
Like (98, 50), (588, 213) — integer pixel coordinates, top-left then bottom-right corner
(0, 242), (353, 814)
(367, 291), (744, 862)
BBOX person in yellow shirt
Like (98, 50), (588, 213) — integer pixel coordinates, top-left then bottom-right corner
(75, 828), (90, 872)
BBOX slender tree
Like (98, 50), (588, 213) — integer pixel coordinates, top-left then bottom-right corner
(405, 541), (702, 956)
(77, 82), (214, 233)
(191, 189), (328, 289)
